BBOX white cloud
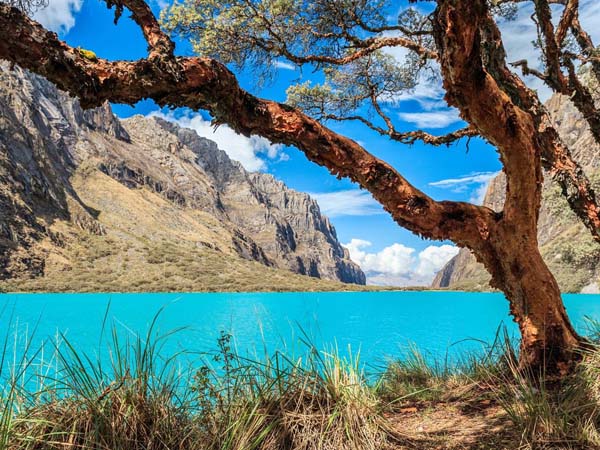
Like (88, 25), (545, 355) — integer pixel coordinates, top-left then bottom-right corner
(154, 0), (170, 9)
(309, 190), (384, 217)
(383, 54), (463, 129)
(429, 171), (499, 205)
(273, 60), (296, 71)
(469, 182), (491, 205)
(429, 171), (499, 188)
(344, 239), (459, 286)
(398, 109), (461, 129)
(415, 245), (460, 278)
(150, 111), (283, 172)
(395, 64), (447, 111)
(34, 0), (82, 34)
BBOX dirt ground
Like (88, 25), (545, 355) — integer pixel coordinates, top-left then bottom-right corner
(386, 400), (523, 450)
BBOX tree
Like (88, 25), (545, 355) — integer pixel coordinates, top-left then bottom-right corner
(1, 0), (600, 375)
(6, 0), (46, 15)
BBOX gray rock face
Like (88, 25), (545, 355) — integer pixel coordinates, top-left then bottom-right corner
(0, 63), (365, 285)
(432, 92), (600, 292)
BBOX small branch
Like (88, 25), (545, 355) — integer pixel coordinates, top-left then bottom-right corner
(533, 0), (565, 87)
(570, 15), (600, 83)
(276, 36), (437, 66)
(390, 127), (480, 146)
(106, 0), (174, 59)
(510, 59), (549, 81)
(323, 114), (478, 146)
(555, 0), (577, 45)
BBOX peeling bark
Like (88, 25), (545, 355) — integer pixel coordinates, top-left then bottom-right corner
(476, 225), (582, 375)
(434, 0), (585, 372)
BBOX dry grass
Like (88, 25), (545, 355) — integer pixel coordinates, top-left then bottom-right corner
(489, 346), (600, 449)
(379, 325), (600, 450)
(0, 320), (393, 450)
(0, 232), (373, 293)
(6, 320), (600, 450)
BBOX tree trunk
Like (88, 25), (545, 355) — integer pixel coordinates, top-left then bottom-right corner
(479, 225), (583, 376)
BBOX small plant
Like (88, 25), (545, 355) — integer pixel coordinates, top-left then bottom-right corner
(191, 333), (389, 450)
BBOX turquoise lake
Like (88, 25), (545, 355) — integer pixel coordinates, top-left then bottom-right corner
(1, 291), (600, 372)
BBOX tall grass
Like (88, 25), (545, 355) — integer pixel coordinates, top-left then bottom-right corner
(478, 318), (600, 449)
(4, 309), (197, 450)
(7, 315), (600, 450)
(191, 332), (388, 450)
(378, 327), (518, 406)
(0, 315), (392, 450)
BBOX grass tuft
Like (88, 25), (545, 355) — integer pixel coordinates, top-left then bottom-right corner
(0, 320), (392, 450)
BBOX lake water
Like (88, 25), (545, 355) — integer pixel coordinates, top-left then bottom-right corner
(1, 291), (600, 372)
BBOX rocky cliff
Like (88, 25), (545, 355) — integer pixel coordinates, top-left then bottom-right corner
(432, 91), (600, 293)
(0, 63), (365, 292)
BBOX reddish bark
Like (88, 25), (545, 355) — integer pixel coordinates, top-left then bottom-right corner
(434, 0), (584, 372)
(0, 2), (495, 248)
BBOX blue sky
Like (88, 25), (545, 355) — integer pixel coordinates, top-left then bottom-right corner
(29, 0), (600, 285)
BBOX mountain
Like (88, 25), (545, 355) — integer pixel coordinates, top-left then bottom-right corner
(0, 63), (366, 292)
(432, 91), (600, 293)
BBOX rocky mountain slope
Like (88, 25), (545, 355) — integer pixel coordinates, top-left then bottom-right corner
(0, 63), (365, 292)
(432, 91), (600, 293)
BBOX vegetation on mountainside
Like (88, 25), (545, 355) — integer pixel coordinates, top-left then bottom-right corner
(0, 232), (369, 293)
(0, 167), (373, 293)
(540, 171), (600, 292)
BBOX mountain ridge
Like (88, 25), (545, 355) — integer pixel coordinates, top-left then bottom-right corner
(0, 63), (366, 292)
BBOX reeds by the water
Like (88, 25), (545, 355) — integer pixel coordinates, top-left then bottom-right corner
(3, 315), (600, 450)
(0, 314), (390, 450)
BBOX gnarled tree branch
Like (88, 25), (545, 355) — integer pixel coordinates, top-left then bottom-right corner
(106, 0), (174, 58)
(528, 0), (600, 149)
(435, 0), (600, 242)
(0, 2), (495, 249)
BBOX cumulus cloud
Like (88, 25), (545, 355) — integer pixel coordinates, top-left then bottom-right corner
(415, 245), (460, 278)
(429, 171), (499, 205)
(309, 190), (384, 217)
(344, 239), (459, 286)
(34, 0), (82, 34)
(149, 111), (284, 172)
